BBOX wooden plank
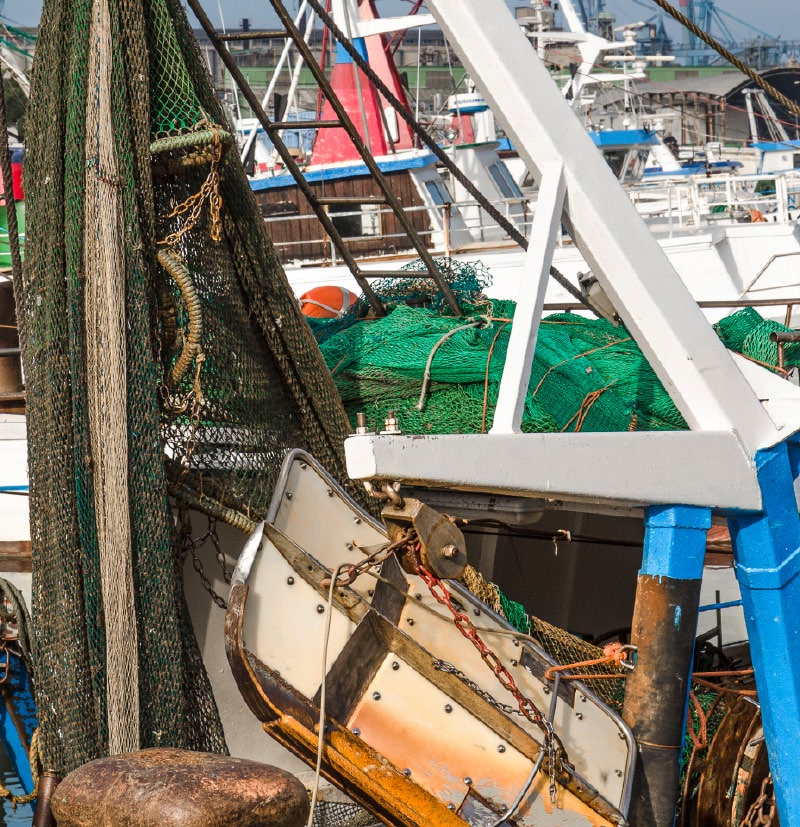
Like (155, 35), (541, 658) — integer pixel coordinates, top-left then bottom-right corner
(0, 542), (31, 573)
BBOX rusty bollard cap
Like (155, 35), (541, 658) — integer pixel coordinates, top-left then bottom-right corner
(50, 747), (310, 827)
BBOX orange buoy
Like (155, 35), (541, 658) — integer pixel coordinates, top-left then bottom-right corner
(299, 285), (357, 319)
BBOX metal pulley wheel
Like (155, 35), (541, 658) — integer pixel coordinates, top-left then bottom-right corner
(381, 497), (467, 580)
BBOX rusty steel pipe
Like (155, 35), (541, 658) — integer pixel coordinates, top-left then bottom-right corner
(622, 506), (710, 827)
(31, 771), (60, 827)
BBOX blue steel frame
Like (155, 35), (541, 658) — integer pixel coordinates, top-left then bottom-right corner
(728, 435), (800, 825)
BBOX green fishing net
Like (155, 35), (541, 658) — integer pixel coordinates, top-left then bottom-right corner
(309, 261), (797, 436)
(22, 0), (355, 772)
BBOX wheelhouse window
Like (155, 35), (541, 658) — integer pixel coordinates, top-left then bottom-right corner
(425, 180), (461, 217)
(328, 203), (381, 238)
(488, 162), (523, 198)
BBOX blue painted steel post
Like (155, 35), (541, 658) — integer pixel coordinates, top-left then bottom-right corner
(622, 505), (711, 827)
(727, 438), (800, 825)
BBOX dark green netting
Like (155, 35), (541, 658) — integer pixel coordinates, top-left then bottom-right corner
(22, 0), (356, 772)
(309, 263), (797, 436)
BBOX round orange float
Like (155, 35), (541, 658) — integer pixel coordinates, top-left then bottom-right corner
(299, 285), (357, 319)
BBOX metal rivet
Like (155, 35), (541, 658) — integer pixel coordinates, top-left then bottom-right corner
(447, 803), (456, 811)
(257, 541), (264, 551)
(580, 694), (587, 703)
(616, 769), (623, 777)
(463, 777), (472, 786)
(354, 517), (361, 524)
(368, 589), (374, 597)
(543, 685), (551, 695)
(500, 804), (508, 812)
(392, 661), (400, 671)
(403, 768), (411, 777)
(327, 489), (334, 497)
(373, 692), (381, 701)
(513, 640), (520, 647)
(286, 492), (293, 500)
(511, 659), (518, 667)
(346, 542), (354, 550)
(473, 608), (481, 616)
(619, 732), (626, 740)
(407, 618), (415, 626)
(287, 577), (294, 585)
(444, 704), (453, 713)
(300, 462), (307, 469)
(415, 593), (422, 601)
(353, 728), (361, 736)
(497, 744), (506, 753)
(317, 605), (325, 614)
(576, 712), (583, 720)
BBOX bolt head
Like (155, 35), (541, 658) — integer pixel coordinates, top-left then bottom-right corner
(442, 544), (460, 559)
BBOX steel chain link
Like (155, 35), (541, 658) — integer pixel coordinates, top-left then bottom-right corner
(741, 775), (777, 827)
(432, 660), (525, 718)
(411, 543), (566, 803)
(179, 509), (232, 609)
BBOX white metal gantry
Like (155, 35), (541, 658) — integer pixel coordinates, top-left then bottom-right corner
(344, 0), (800, 512)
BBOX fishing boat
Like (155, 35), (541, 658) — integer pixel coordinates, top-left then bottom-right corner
(226, 0), (800, 326)
(1, 0), (799, 824)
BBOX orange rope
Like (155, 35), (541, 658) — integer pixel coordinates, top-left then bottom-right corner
(692, 676), (758, 697)
(543, 642), (631, 682)
(687, 690), (709, 749)
(561, 381), (618, 433)
(530, 338), (631, 398)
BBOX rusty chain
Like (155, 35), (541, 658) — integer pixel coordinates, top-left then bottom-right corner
(741, 775), (777, 827)
(157, 120), (225, 247)
(411, 543), (566, 803)
(321, 530), (414, 588)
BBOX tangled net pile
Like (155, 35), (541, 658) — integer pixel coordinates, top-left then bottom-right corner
(309, 259), (799, 435)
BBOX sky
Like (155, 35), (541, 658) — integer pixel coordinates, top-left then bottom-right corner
(4, 0), (799, 45)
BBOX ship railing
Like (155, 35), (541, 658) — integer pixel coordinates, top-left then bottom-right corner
(630, 171), (800, 235)
(262, 195), (534, 261)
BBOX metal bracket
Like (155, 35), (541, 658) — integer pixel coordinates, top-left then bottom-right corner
(381, 498), (467, 580)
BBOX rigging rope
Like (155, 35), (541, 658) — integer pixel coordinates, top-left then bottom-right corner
(649, 0), (800, 120)
(302, 0), (592, 311)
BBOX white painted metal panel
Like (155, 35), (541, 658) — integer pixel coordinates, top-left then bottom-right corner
(345, 431), (762, 510)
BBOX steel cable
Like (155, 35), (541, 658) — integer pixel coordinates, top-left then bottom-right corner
(302, 0), (593, 310)
(648, 0), (800, 120)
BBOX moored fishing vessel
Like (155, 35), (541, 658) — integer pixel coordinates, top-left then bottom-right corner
(0, 0), (799, 825)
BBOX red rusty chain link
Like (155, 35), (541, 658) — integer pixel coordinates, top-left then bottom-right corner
(411, 543), (567, 802)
